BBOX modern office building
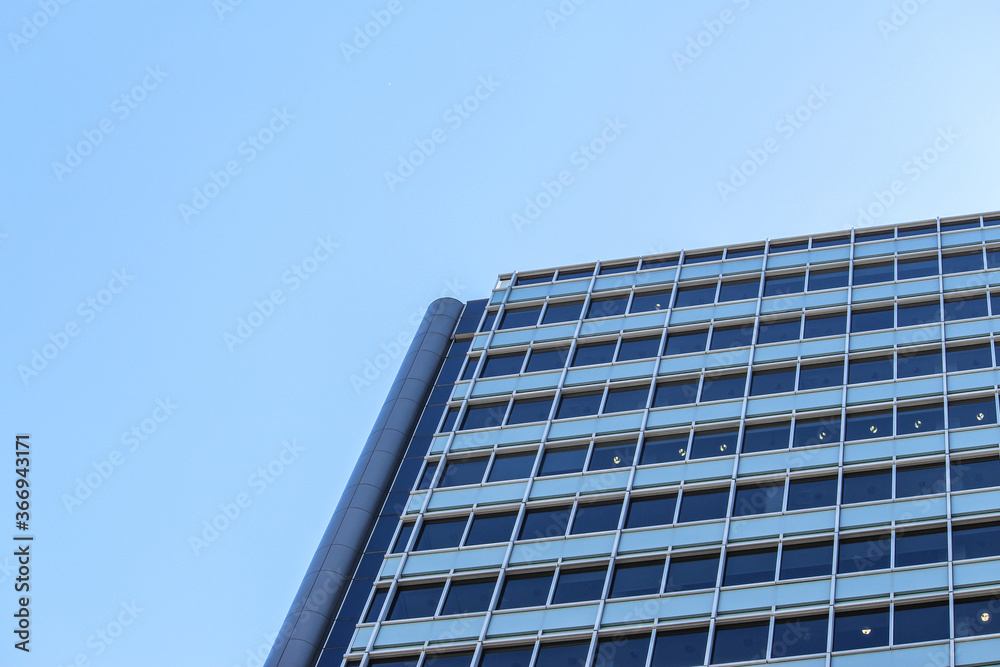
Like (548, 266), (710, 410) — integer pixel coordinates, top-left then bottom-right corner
(266, 211), (1000, 667)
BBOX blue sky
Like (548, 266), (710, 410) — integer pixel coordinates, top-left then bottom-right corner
(3, 1), (999, 665)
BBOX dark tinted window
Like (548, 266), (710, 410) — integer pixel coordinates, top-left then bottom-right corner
(711, 622), (769, 664)
(664, 330), (708, 355)
(718, 279), (759, 302)
(896, 403), (945, 435)
(771, 240), (808, 252)
(370, 657), (420, 667)
(652, 379), (699, 407)
(951, 457), (1000, 491)
(465, 513), (517, 546)
(630, 290), (672, 313)
(487, 452), (536, 482)
(710, 324), (754, 350)
(896, 463), (946, 497)
(556, 267), (593, 281)
(538, 448), (587, 476)
(944, 294), (988, 321)
(848, 356), (893, 384)
(586, 296), (628, 319)
(750, 367), (796, 395)
(851, 308), (894, 333)
(894, 601), (950, 644)
(772, 615), (828, 658)
(952, 521), (1000, 560)
(415, 518), (467, 551)
(497, 572), (551, 609)
(897, 349), (942, 378)
(733, 482), (784, 517)
(842, 470), (891, 504)
(610, 560), (664, 598)
(391, 523), (414, 554)
(461, 403), (507, 430)
(943, 251), (984, 274)
(518, 507), (571, 540)
(643, 256), (678, 268)
(699, 373), (746, 402)
(515, 273), (552, 286)
(572, 342), (616, 367)
(844, 410), (893, 441)
(897, 256), (938, 280)
(949, 397), (997, 428)
(603, 386), (649, 413)
(898, 224), (937, 237)
(479, 647), (533, 667)
(535, 642), (590, 666)
(440, 578), (496, 615)
(674, 284), (716, 307)
(664, 553), (719, 592)
(954, 596), (1000, 637)
(439, 458), (488, 488)
(793, 416), (840, 447)
(856, 229), (894, 241)
(440, 407), (460, 432)
(388, 583), (445, 620)
(625, 495), (676, 529)
(764, 273), (805, 296)
(779, 541), (833, 579)
(525, 347), (569, 372)
(727, 245), (765, 257)
(551, 567), (606, 604)
(617, 336), (661, 361)
(364, 588), (389, 623)
(417, 463), (437, 490)
(838, 533), (891, 573)
(803, 313), (846, 338)
(639, 435), (689, 465)
(897, 301), (940, 326)
(599, 262), (637, 275)
(461, 359), (479, 381)
(555, 392), (602, 419)
(507, 398), (552, 425)
(689, 429), (738, 459)
(651, 628), (709, 667)
(834, 608), (889, 651)
(570, 501), (622, 535)
(798, 361), (843, 390)
(853, 261), (894, 285)
(894, 527), (948, 567)
(594, 635), (650, 667)
(678, 489), (730, 523)
(741, 422), (790, 453)
(589, 441), (636, 471)
(723, 548), (777, 586)
(808, 267), (849, 291)
(757, 318), (800, 343)
(787, 475), (838, 510)
(424, 653), (474, 667)
(684, 251), (722, 264)
(499, 307), (540, 330)
(542, 301), (583, 324)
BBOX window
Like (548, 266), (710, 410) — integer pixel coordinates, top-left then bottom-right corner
(369, 656), (420, 667)
(507, 397), (552, 425)
(651, 628), (709, 667)
(487, 452), (536, 482)
(674, 284), (716, 307)
(723, 548), (777, 586)
(461, 403), (507, 430)
(749, 367), (796, 395)
(625, 495), (676, 529)
(518, 506), (571, 540)
(556, 392), (602, 419)
(709, 324), (754, 350)
(630, 290), (672, 313)
(848, 355), (893, 384)
(417, 463), (437, 490)
(946, 343), (993, 372)
(897, 301), (940, 327)
(898, 223), (936, 237)
(793, 416), (840, 447)
(664, 553), (719, 592)
(440, 408), (460, 433)
(617, 335), (661, 361)
(586, 296), (628, 319)
(798, 361), (843, 390)
(600, 262), (637, 275)
(711, 622), (769, 664)
(894, 527), (947, 567)
(803, 313), (846, 338)
(757, 318), (800, 343)
(439, 458), (488, 488)
(610, 560), (664, 598)
(479, 646), (533, 667)
(842, 470), (891, 504)
(535, 642), (590, 665)
(497, 572), (552, 609)
(653, 379), (699, 408)
(853, 261), (894, 285)
(897, 256), (938, 280)
(499, 307), (540, 330)
(594, 635), (650, 667)
(833, 608), (889, 651)
(538, 447), (587, 476)
(950, 456), (1000, 491)
(844, 410), (892, 441)
(896, 403), (944, 435)
(639, 435), (689, 465)
(894, 601), (950, 644)
(699, 373), (746, 402)
(897, 349), (942, 378)
(949, 397), (997, 428)
(461, 359), (478, 381)
(663, 330), (708, 355)
(572, 341), (616, 367)
(678, 488), (730, 523)
(643, 256), (679, 268)
(952, 521), (1000, 560)
(771, 240), (809, 253)
(944, 294), (988, 321)
(571, 501), (622, 534)
(954, 596), (1000, 637)
(551, 567), (606, 604)
(415, 518), (467, 551)
(896, 463), (946, 497)
(440, 578), (496, 615)
(479, 311), (497, 332)
(741, 422), (790, 453)
(733, 482), (784, 517)
(555, 267), (593, 281)
(727, 245), (765, 257)
(388, 583), (446, 620)
(838, 533), (891, 573)
(786, 475), (838, 510)
(685, 251), (722, 264)
(603, 386), (649, 413)
(425, 653), (474, 667)
(542, 301), (583, 324)
(772, 615), (828, 658)
(392, 523), (414, 554)
(764, 273), (805, 296)
(851, 307), (894, 333)
(808, 267), (849, 291)
(689, 429), (738, 459)
(515, 273), (552, 286)
(525, 347), (569, 373)
(779, 541), (833, 579)
(589, 441), (636, 470)
(364, 588), (389, 622)
(465, 513), (517, 546)
(856, 229), (894, 242)
(943, 250), (984, 274)
(718, 278), (759, 302)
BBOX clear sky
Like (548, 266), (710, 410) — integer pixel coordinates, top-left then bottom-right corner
(3, 1), (1000, 665)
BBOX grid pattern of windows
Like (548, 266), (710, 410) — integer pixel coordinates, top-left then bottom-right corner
(329, 215), (1000, 667)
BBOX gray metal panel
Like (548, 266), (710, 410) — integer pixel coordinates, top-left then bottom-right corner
(265, 297), (463, 667)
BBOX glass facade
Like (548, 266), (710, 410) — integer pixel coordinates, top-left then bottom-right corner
(317, 213), (1000, 667)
